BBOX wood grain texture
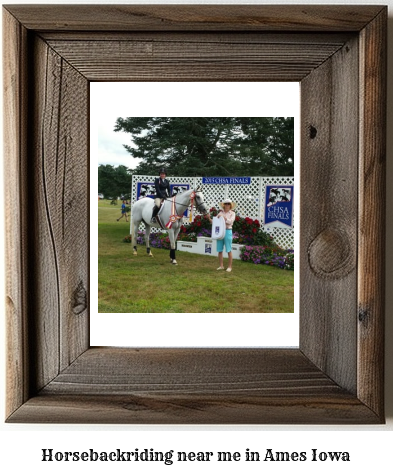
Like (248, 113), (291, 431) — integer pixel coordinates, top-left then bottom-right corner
(45, 36), (348, 82)
(9, 392), (378, 425)
(40, 31), (354, 44)
(3, 5), (386, 424)
(43, 348), (341, 396)
(7, 348), (379, 424)
(26, 36), (90, 392)
(300, 36), (359, 394)
(3, 5), (384, 32)
(3, 8), (30, 418)
(357, 9), (387, 416)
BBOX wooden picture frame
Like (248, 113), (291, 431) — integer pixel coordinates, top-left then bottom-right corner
(3, 5), (386, 424)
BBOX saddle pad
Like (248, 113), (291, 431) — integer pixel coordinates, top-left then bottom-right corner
(211, 216), (226, 240)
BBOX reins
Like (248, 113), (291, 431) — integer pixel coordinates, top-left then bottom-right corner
(164, 193), (207, 214)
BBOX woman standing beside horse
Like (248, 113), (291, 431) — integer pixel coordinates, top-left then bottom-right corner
(207, 198), (236, 272)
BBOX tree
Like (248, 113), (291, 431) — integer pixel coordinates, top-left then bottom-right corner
(98, 164), (132, 199)
(114, 117), (294, 176)
(235, 117), (294, 176)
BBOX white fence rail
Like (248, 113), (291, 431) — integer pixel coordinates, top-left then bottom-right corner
(131, 175), (294, 249)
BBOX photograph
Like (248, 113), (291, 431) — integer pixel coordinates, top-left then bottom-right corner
(97, 114), (296, 314)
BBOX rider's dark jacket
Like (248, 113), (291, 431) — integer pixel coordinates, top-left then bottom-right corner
(154, 178), (171, 199)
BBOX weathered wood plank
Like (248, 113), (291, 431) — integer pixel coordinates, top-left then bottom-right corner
(7, 348), (380, 424)
(357, 9), (386, 417)
(43, 348), (340, 395)
(27, 36), (89, 392)
(8, 393), (379, 424)
(3, 9), (30, 418)
(48, 39), (344, 59)
(28, 37), (61, 391)
(3, 5), (384, 32)
(40, 31), (354, 44)
(300, 36), (359, 393)
(39, 45), (90, 370)
(45, 39), (346, 81)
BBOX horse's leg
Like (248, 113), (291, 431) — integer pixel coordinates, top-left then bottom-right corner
(168, 222), (183, 264)
(169, 229), (177, 265)
(173, 221), (182, 242)
(131, 218), (138, 255)
(145, 224), (153, 257)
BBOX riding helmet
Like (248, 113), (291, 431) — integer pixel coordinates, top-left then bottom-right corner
(158, 167), (167, 175)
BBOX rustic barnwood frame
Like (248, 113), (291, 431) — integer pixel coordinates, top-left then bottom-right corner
(3, 5), (386, 423)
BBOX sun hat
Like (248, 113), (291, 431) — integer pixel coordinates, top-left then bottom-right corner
(219, 198), (237, 210)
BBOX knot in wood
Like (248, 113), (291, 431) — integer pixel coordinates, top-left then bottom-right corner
(309, 125), (317, 139)
(358, 306), (370, 328)
(73, 281), (87, 315)
(308, 228), (355, 279)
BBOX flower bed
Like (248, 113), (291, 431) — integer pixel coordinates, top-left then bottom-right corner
(123, 230), (171, 249)
(240, 245), (294, 271)
(181, 207), (273, 247)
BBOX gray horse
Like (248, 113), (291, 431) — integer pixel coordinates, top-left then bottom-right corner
(130, 188), (208, 264)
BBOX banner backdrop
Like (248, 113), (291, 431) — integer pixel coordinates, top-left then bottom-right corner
(202, 177), (251, 185)
(132, 175), (295, 249)
(264, 185), (294, 228)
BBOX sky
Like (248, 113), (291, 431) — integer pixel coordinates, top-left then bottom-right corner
(95, 113), (139, 168)
(91, 82), (300, 170)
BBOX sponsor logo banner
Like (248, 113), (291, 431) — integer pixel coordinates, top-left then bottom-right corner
(264, 185), (294, 228)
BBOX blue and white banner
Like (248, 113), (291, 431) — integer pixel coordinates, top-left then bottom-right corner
(202, 177), (251, 185)
(136, 182), (155, 199)
(170, 184), (190, 196)
(264, 185), (294, 228)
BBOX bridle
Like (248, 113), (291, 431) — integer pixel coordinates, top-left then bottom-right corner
(192, 194), (209, 213)
(165, 192), (208, 215)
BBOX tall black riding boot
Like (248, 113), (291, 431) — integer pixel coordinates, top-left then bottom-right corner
(151, 205), (159, 222)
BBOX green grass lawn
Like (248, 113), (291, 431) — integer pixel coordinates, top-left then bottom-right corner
(98, 200), (294, 313)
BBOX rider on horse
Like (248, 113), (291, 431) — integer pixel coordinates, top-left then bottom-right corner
(152, 167), (171, 223)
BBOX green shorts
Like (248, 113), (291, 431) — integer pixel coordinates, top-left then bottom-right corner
(216, 229), (233, 253)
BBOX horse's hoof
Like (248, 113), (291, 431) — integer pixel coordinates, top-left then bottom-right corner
(133, 251), (137, 256)
(172, 260), (178, 265)
(149, 253), (153, 257)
